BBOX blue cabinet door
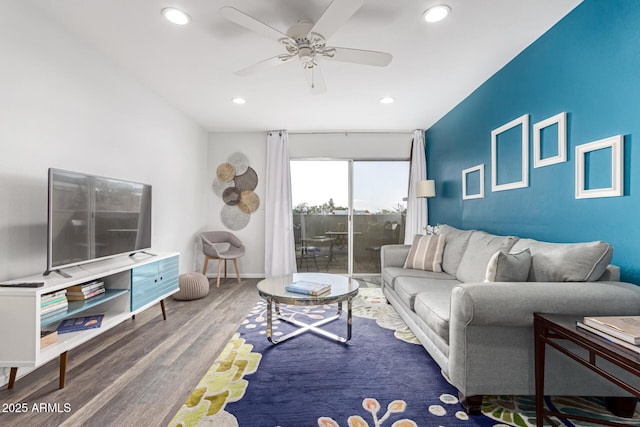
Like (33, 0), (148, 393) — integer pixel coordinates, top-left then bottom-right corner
(131, 255), (179, 311)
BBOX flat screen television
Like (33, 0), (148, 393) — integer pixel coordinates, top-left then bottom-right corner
(45, 168), (152, 275)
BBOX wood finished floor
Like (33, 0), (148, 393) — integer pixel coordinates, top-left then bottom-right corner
(0, 278), (261, 427)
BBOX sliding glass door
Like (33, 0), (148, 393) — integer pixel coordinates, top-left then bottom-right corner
(352, 161), (408, 274)
(291, 160), (408, 276)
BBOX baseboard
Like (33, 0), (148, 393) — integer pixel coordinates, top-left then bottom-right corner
(203, 273), (265, 279)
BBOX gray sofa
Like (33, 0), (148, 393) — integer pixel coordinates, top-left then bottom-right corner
(381, 224), (640, 414)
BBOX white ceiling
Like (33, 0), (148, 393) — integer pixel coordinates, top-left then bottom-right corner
(32, 0), (582, 133)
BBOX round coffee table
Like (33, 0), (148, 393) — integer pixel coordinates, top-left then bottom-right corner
(257, 272), (360, 344)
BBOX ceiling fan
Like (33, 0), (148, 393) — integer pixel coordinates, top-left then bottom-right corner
(220, 0), (392, 94)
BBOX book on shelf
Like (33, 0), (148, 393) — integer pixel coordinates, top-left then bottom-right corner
(582, 316), (640, 344)
(66, 287), (105, 301)
(576, 321), (640, 355)
(40, 330), (58, 349)
(56, 314), (104, 334)
(40, 300), (69, 316)
(285, 280), (331, 296)
(41, 289), (67, 302)
(41, 295), (68, 307)
(67, 280), (104, 293)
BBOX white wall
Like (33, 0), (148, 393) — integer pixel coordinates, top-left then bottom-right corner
(205, 133), (267, 277)
(0, 1), (209, 281)
(289, 132), (412, 159)
(205, 131), (412, 277)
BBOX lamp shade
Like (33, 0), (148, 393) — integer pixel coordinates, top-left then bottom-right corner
(416, 180), (436, 198)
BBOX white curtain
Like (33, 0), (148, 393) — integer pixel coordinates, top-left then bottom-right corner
(264, 130), (297, 277)
(404, 129), (428, 244)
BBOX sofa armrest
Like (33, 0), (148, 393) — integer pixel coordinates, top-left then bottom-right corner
(451, 281), (640, 327)
(381, 244), (411, 269)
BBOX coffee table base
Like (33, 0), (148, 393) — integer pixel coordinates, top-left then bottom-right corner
(265, 298), (352, 344)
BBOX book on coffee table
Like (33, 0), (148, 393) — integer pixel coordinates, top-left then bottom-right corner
(577, 321), (640, 354)
(582, 316), (640, 344)
(286, 281), (331, 296)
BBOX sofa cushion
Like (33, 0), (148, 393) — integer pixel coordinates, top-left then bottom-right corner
(456, 232), (519, 283)
(511, 238), (614, 282)
(403, 234), (445, 272)
(394, 275), (460, 311)
(485, 249), (531, 282)
(414, 292), (452, 343)
(383, 267), (456, 290)
(436, 224), (474, 277)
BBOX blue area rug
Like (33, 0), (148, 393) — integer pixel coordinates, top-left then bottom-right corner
(227, 288), (492, 426)
(169, 287), (640, 427)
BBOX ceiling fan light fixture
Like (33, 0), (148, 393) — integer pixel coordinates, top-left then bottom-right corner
(161, 7), (191, 25)
(231, 97), (247, 105)
(380, 97), (395, 104)
(423, 5), (451, 23)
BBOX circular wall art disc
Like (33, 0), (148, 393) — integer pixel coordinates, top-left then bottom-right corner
(212, 178), (234, 196)
(228, 152), (250, 175)
(216, 163), (236, 182)
(221, 204), (250, 230)
(222, 187), (241, 206)
(235, 167), (258, 191)
(238, 190), (260, 213)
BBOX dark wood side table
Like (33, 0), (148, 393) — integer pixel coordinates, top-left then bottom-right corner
(534, 313), (640, 427)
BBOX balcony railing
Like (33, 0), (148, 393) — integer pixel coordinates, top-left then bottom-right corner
(293, 213), (405, 275)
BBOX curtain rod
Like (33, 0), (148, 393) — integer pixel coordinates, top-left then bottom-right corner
(287, 131), (413, 135)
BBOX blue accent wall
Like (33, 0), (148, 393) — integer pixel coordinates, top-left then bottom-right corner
(426, 0), (640, 283)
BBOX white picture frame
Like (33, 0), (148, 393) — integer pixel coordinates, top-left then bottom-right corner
(575, 135), (624, 199)
(462, 164), (484, 200)
(533, 112), (567, 168)
(491, 114), (529, 192)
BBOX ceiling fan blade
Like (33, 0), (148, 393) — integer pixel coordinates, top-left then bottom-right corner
(325, 47), (392, 67)
(220, 6), (293, 43)
(309, 0), (364, 40)
(235, 55), (294, 77)
(304, 65), (326, 94)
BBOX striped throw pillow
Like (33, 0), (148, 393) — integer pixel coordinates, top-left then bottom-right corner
(403, 234), (446, 272)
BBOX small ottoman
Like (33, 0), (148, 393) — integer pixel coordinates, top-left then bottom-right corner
(173, 272), (209, 300)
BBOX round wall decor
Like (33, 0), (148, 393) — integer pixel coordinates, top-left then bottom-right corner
(213, 152), (260, 230)
(235, 167), (258, 192)
(212, 178), (234, 196)
(216, 163), (236, 182)
(228, 152), (250, 175)
(222, 187), (241, 206)
(238, 190), (260, 214)
(221, 204), (250, 230)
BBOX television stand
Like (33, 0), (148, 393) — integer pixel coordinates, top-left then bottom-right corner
(0, 251), (179, 390)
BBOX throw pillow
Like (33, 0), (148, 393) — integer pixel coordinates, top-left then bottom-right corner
(485, 249), (531, 282)
(403, 234), (446, 272)
(510, 239), (614, 282)
(456, 232), (519, 283)
(436, 224), (474, 277)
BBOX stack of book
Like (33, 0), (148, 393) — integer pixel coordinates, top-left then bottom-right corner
(285, 280), (331, 296)
(66, 280), (105, 301)
(577, 316), (640, 354)
(40, 289), (68, 320)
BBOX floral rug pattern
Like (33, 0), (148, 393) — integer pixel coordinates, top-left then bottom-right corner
(169, 286), (640, 427)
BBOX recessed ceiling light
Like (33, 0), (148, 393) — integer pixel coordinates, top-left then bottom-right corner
(231, 97), (247, 105)
(161, 7), (191, 25)
(423, 5), (451, 23)
(380, 97), (395, 104)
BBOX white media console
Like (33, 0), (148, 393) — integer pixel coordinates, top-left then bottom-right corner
(0, 251), (179, 389)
